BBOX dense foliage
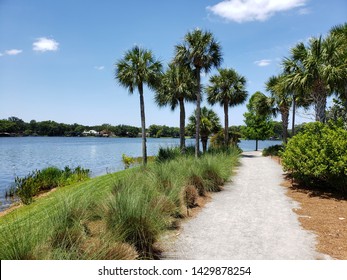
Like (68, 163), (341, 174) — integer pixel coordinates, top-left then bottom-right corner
(262, 145), (284, 157)
(147, 125), (180, 138)
(6, 166), (90, 205)
(281, 122), (347, 193)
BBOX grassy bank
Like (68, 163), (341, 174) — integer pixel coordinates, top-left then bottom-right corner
(0, 147), (240, 259)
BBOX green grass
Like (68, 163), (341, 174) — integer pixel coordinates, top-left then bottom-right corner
(0, 147), (240, 259)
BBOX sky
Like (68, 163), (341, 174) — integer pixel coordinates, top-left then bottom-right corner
(0, 0), (346, 127)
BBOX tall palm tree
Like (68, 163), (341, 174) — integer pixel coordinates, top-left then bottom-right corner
(187, 107), (221, 153)
(175, 29), (222, 157)
(266, 75), (292, 143)
(206, 68), (247, 146)
(115, 46), (162, 165)
(282, 36), (345, 123)
(155, 63), (196, 153)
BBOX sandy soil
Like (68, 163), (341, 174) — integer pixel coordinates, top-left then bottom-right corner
(283, 180), (347, 260)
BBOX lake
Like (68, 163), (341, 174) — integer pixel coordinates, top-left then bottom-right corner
(0, 137), (282, 210)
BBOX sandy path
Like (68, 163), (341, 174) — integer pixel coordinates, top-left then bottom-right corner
(163, 151), (330, 260)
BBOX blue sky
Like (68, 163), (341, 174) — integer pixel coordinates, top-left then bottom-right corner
(0, 0), (346, 127)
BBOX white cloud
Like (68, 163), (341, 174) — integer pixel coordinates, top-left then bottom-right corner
(0, 53), (3, 57)
(5, 49), (23, 55)
(254, 59), (271, 67)
(94, 66), (105, 71)
(207, 0), (308, 23)
(33, 37), (59, 52)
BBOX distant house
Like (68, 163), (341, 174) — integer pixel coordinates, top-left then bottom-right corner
(100, 130), (113, 137)
(82, 130), (99, 136)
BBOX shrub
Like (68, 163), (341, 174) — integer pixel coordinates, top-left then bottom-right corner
(122, 154), (135, 169)
(9, 166), (90, 205)
(262, 144), (284, 157)
(156, 146), (181, 162)
(281, 122), (347, 193)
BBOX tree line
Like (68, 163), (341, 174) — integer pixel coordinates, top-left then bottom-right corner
(0, 116), (220, 138)
(0, 117), (141, 137)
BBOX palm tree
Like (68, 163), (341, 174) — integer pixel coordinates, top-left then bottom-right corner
(187, 107), (221, 153)
(115, 46), (162, 165)
(266, 75), (292, 143)
(155, 63), (196, 153)
(282, 36), (345, 123)
(175, 29), (222, 157)
(206, 68), (247, 146)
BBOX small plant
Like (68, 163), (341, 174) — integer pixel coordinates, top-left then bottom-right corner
(262, 144), (284, 157)
(156, 146), (181, 162)
(122, 154), (135, 169)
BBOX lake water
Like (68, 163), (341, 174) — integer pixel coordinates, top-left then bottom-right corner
(0, 137), (281, 210)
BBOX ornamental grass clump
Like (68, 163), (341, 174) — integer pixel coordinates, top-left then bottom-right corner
(106, 175), (169, 258)
(281, 122), (347, 193)
(0, 215), (47, 260)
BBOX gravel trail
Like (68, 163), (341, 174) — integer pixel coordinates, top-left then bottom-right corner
(163, 151), (329, 260)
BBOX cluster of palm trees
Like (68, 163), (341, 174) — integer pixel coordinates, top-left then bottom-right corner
(115, 29), (247, 164)
(265, 23), (347, 143)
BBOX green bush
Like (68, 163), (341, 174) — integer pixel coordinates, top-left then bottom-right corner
(10, 166), (90, 205)
(156, 146), (181, 162)
(122, 154), (135, 169)
(281, 122), (347, 193)
(262, 144), (284, 157)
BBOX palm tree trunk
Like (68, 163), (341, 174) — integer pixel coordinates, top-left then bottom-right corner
(138, 84), (147, 165)
(201, 136), (208, 153)
(292, 95), (296, 137)
(281, 107), (289, 144)
(224, 101), (229, 147)
(255, 139), (258, 151)
(313, 84), (327, 123)
(195, 69), (201, 157)
(179, 98), (186, 153)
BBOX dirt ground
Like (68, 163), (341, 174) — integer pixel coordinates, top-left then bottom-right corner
(283, 180), (347, 260)
(272, 157), (347, 260)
